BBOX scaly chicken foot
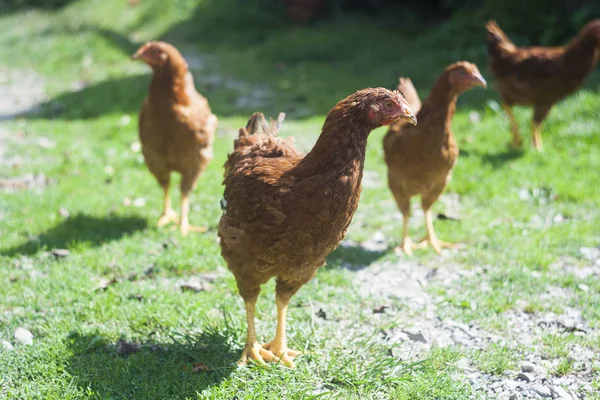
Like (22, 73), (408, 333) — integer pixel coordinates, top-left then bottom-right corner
(238, 342), (273, 367)
(157, 187), (180, 227)
(180, 194), (207, 235)
(417, 209), (458, 254)
(238, 299), (272, 367)
(261, 297), (301, 368)
(416, 237), (458, 254)
(531, 122), (544, 152)
(395, 215), (415, 256)
(261, 343), (301, 368)
(396, 236), (416, 256)
(157, 210), (179, 227)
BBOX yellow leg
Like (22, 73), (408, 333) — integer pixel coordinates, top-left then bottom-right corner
(157, 185), (179, 227)
(502, 104), (522, 148)
(238, 299), (273, 367)
(180, 194), (207, 236)
(417, 209), (457, 255)
(531, 121), (543, 152)
(262, 297), (302, 368)
(397, 215), (414, 256)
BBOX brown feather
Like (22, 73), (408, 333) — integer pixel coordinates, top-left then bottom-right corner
(486, 19), (600, 116)
(384, 62), (485, 220)
(219, 88), (414, 301)
(136, 41), (217, 196)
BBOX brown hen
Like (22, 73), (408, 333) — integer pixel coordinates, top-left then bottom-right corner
(486, 19), (600, 151)
(134, 41), (218, 235)
(384, 62), (486, 255)
(219, 88), (416, 367)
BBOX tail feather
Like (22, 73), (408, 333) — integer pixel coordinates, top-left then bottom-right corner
(485, 20), (515, 52)
(224, 112), (292, 178)
(396, 77), (421, 114)
(237, 112), (286, 145)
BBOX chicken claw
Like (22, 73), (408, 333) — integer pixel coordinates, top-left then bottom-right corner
(157, 209), (179, 227)
(396, 236), (415, 256)
(417, 237), (458, 255)
(262, 341), (302, 368)
(237, 343), (272, 367)
(180, 223), (207, 236)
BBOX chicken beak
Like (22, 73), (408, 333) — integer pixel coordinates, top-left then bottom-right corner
(397, 106), (417, 125)
(473, 71), (487, 88)
(404, 113), (417, 126)
(131, 50), (143, 61)
(132, 42), (153, 62)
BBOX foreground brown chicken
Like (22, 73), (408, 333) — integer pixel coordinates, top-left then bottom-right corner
(219, 89), (416, 367)
(486, 19), (600, 151)
(134, 41), (218, 235)
(384, 62), (486, 255)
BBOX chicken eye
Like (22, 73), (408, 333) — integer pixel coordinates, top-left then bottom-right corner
(385, 101), (393, 108)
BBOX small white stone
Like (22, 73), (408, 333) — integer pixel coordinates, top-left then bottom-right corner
(130, 141), (141, 153)
(119, 115), (131, 126)
(469, 111), (481, 124)
(578, 283), (590, 292)
(532, 383), (552, 398)
(133, 198), (146, 208)
(1, 340), (14, 350)
(521, 361), (536, 373)
(550, 386), (572, 400)
(14, 328), (33, 345)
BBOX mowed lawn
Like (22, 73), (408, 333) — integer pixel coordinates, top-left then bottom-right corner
(1, 1), (599, 399)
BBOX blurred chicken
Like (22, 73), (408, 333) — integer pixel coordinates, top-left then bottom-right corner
(134, 41), (217, 235)
(219, 89), (416, 367)
(486, 19), (600, 151)
(384, 62), (486, 255)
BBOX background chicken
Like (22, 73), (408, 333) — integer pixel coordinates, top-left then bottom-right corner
(134, 41), (218, 235)
(486, 19), (600, 151)
(384, 62), (486, 255)
(219, 89), (416, 367)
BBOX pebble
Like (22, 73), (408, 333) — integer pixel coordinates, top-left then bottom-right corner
(551, 386), (572, 400)
(532, 383), (552, 398)
(51, 249), (70, 258)
(521, 361), (535, 373)
(402, 328), (428, 343)
(517, 372), (533, 383)
(14, 327), (33, 345)
(1, 340), (14, 350)
(577, 284), (589, 292)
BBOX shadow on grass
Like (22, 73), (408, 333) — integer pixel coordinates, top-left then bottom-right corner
(32, 74), (150, 120)
(480, 148), (525, 168)
(2, 213), (147, 256)
(0, 0), (75, 14)
(65, 325), (239, 399)
(326, 243), (388, 271)
(20, 0), (499, 121)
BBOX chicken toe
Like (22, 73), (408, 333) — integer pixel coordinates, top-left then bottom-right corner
(180, 223), (207, 236)
(157, 209), (179, 227)
(417, 236), (458, 255)
(531, 122), (544, 152)
(179, 194), (207, 235)
(259, 297), (302, 368)
(262, 341), (301, 368)
(418, 209), (458, 254)
(237, 342), (271, 367)
(396, 236), (415, 256)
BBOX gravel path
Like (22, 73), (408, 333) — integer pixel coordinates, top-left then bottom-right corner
(353, 246), (598, 399)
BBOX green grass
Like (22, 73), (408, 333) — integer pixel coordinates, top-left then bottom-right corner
(1, 0), (600, 398)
